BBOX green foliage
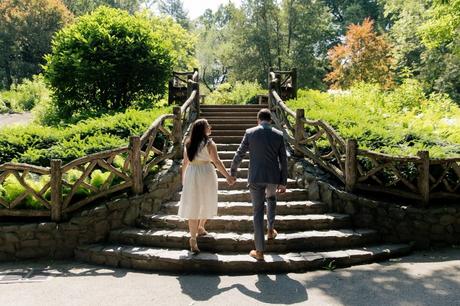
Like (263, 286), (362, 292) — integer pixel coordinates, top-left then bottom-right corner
(147, 15), (197, 70)
(287, 81), (460, 158)
(418, 0), (460, 52)
(205, 82), (265, 105)
(0, 75), (51, 112)
(0, 0), (73, 89)
(61, 0), (148, 16)
(195, 0), (335, 89)
(0, 107), (171, 165)
(90, 170), (111, 188)
(43, 7), (173, 119)
(321, 0), (389, 34)
(0, 174), (50, 209)
(384, 0), (460, 104)
(157, 0), (190, 30)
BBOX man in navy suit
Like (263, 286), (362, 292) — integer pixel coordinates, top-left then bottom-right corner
(230, 108), (288, 261)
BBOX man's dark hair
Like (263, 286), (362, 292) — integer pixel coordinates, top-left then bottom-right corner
(258, 108), (272, 121)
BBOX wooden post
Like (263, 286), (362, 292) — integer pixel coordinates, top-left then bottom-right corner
(50, 159), (62, 222)
(194, 68), (200, 119)
(294, 109), (305, 156)
(168, 78), (174, 105)
(172, 106), (182, 159)
(129, 136), (143, 194)
(345, 139), (358, 192)
(417, 150), (430, 205)
(268, 68), (275, 110)
(291, 68), (297, 99)
(186, 73), (193, 99)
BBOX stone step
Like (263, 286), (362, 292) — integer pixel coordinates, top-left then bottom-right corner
(211, 130), (245, 137)
(175, 188), (306, 201)
(207, 118), (257, 124)
(211, 136), (243, 144)
(75, 243), (412, 274)
(138, 213), (351, 232)
(202, 112), (258, 118)
(161, 200), (326, 215)
(219, 189), (307, 202)
(217, 144), (240, 151)
(109, 228), (379, 253)
(217, 168), (248, 178)
(221, 159), (248, 167)
(210, 124), (253, 131)
(217, 178), (298, 190)
(201, 104), (268, 109)
(218, 151), (239, 159)
(202, 111), (261, 117)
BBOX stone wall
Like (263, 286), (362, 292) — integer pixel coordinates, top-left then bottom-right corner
(0, 160), (181, 261)
(290, 159), (460, 249)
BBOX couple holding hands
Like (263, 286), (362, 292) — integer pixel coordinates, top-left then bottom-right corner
(178, 109), (288, 261)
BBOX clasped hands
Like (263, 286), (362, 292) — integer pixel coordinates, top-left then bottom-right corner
(226, 175), (237, 186)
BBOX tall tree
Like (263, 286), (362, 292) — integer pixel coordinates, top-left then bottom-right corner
(157, 0), (190, 30)
(0, 0), (73, 88)
(384, 0), (460, 103)
(322, 0), (389, 34)
(325, 18), (394, 89)
(283, 0), (335, 89)
(196, 4), (238, 90)
(418, 0), (460, 102)
(61, 0), (148, 15)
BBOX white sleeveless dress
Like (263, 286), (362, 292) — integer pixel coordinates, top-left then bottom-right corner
(178, 141), (218, 219)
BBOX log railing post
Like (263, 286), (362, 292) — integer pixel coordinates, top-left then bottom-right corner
(268, 68), (275, 110)
(173, 106), (182, 159)
(194, 68), (200, 119)
(294, 109), (305, 156)
(417, 150), (430, 205)
(291, 68), (297, 99)
(345, 139), (358, 192)
(129, 136), (143, 194)
(50, 159), (62, 222)
(168, 77), (174, 105)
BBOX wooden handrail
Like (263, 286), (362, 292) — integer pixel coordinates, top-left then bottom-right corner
(0, 70), (200, 220)
(268, 68), (459, 205)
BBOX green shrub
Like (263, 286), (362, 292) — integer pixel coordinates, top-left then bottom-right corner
(0, 98), (8, 113)
(0, 75), (51, 112)
(287, 80), (460, 158)
(90, 170), (111, 189)
(0, 174), (50, 209)
(0, 124), (60, 164)
(43, 7), (173, 119)
(0, 107), (172, 165)
(206, 81), (265, 105)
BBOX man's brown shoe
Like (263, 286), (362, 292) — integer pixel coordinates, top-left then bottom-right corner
(249, 250), (264, 261)
(267, 229), (278, 240)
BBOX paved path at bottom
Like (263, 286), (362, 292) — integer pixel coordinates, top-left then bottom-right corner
(0, 247), (459, 306)
(0, 112), (33, 128)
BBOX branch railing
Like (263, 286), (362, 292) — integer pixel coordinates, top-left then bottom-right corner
(269, 68), (460, 205)
(0, 69), (200, 221)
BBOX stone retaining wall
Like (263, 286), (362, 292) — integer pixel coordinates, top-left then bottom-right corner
(0, 160), (181, 261)
(290, 159), (460, 249)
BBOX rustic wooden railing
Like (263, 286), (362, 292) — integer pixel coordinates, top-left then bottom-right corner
(269, 68), (460, 205)
(0, 70), (200, 221)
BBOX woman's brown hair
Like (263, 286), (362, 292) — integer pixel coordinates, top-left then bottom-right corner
(185, 119), (209, 161)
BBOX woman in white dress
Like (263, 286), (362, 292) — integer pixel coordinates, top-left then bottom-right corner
(178, 119), (235, 253)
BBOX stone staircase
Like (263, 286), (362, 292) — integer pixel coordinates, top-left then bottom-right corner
(76, 104), (411, 273)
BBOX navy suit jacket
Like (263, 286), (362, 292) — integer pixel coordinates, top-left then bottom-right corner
(230, 122), (288, 185)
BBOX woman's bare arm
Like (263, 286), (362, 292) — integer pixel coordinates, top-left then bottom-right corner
(182, 147), (189, 184)
(207, 141), (232, 180)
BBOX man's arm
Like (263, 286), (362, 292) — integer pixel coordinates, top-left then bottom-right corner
(278, 137), (288, 186)
(230, 132), (249, 177)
